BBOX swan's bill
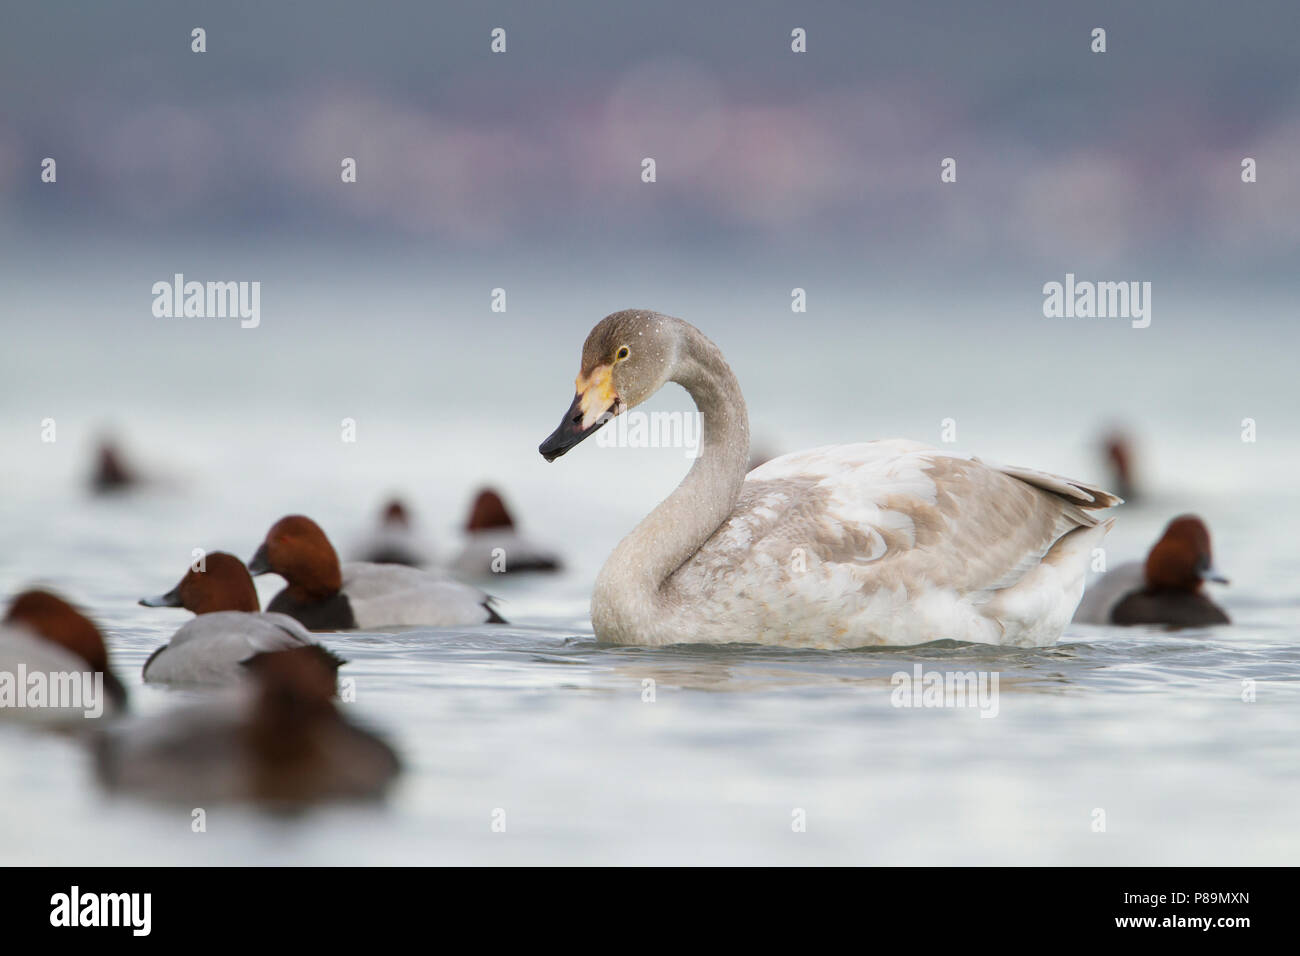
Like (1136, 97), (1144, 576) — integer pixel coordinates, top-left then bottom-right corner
(575, 363), (619, 429)
(540, 364), (625, 461)
(539, 392), (616, 461)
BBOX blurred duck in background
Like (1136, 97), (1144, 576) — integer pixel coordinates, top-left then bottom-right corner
(451, 488), (563, 576)
(1074, 515), (1230, 627)
(95, 645), (400, 808)
(89, 436), (140, 494)
(1100, 428), (1141, 504)
(138, 551), (341, 686)
(352, 497), (429, 567)
(250, 514), (504, 629)
(0, 590), (127, 723)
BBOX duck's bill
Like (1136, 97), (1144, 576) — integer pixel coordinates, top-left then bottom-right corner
(247, 544), (271, 575)
(1201, 565), (1230, 585)
(139, 587), (181, 608)
(539, 393), (614, 462)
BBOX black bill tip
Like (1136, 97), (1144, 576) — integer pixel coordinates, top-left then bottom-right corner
(539, 393), (612, 462)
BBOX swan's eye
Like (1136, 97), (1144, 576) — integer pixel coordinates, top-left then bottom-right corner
(615, 346), (630, 362)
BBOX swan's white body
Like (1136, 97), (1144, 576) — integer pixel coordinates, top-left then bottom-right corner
(595, 440), (1114, 648)
(559, 312), (1119, 650)
(143, 611), (320, 685)
(339, 562), (498, 626)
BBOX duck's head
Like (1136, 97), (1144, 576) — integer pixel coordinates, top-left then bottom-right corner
(381, 498), (411, 528)
(1104, 433), (1132, 478)
(539, 310), (678, 461)
(5, 589), (127, 708)
(248, 515), (343, 599)
(466, 488), (514, 532)
(241, 645), (394, 805)
(1101, 429), (1139, 500)
(91, 437), (135, 492)
(140, 551), (260, 614)
(244, 645), (343, 713)
(242, 646), (346, 775)
(1145, 515), (1228, 592)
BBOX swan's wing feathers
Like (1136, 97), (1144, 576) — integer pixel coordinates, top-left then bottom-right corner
(687, 441), (1113, 599)
(978, 459), (1122, 509)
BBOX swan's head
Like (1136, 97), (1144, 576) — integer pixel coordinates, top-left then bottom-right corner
(539, 310), (676, 461)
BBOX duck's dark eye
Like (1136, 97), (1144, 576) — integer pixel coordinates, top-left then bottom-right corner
(616, 346), (630, 361)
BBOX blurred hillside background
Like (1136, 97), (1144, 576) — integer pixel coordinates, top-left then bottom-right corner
(1, 0), (1297, 552)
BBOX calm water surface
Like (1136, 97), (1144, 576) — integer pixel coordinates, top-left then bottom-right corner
(1, 436), (1297, 865)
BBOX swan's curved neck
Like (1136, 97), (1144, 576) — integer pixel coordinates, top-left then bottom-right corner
(592, 324), (749, 641)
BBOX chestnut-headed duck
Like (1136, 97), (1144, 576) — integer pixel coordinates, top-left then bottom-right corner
(95, 645), (400, 807)
(450, 488), (563, 576)
(0, 590), (128, 720)
(1074, 515), (1229, 627)
(138, 551), (341, 686)
(352, 497), (429, 567)
(249, 514), (504, 629)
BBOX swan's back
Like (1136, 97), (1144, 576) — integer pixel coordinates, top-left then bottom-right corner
(662, 440), (1117, 648)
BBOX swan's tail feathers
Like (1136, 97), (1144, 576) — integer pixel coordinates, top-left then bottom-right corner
(985, 460), (1124, 512)
(1043, 517), (1115, 570)
(985, 519), (1115, 645)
